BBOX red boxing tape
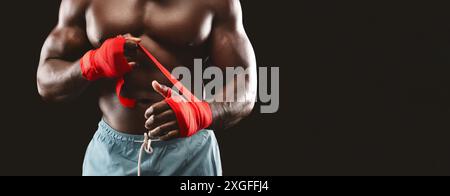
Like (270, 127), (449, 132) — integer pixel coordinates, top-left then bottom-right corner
(80, 36), (132, 81)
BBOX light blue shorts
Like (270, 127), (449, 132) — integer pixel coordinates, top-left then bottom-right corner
(82, 119), (222, 176)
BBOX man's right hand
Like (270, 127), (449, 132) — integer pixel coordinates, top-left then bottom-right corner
(80, 34), (141, 81)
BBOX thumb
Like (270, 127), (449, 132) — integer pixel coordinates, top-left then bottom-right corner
(152, 81), (171, 98)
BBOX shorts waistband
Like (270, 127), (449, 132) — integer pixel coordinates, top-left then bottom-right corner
(98, 119), (149, 142)
(98, 119), (188, 144)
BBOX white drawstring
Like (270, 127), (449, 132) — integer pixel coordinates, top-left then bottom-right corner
(136, 132), (155, 176)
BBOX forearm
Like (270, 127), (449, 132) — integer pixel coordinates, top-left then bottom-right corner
(37, 59), (90, 102)
(208, 78), (257, 130)
(209, 100), (253, 130)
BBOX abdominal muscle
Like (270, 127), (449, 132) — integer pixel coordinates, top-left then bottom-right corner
(98, 70), (167, 135)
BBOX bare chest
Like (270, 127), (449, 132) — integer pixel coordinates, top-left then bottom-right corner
(85, 0), (214, 48)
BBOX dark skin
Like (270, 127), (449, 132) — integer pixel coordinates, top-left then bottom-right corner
(37, 0), (257, 140)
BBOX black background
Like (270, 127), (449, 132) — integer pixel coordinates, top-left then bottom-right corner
(0, 1), (449, 176)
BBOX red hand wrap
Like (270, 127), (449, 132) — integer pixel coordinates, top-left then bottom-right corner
(80, 36), (131, 81)
(137, 44), (213, 137)
(164, 91), (213, 137)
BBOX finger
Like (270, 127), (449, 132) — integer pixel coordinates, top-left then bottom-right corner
(128, 62), (136, 67)
(145, 109), (176, 130)
(153, 81), (186, 103)
(126, 36), (141, 42)
(123, 34), (142, 43)
(149, 121), (178, 138)
(152, 81), (171, 98)
(145, 101), (171, 118)
(160, 130), (180, 141)
(130, 37), (142, 43)
(125, 38), (141, 44)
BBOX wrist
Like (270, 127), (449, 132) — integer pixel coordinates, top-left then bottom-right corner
(207, 102), (224, 130)
(80, 50), (102, 81)
(200, 101), (214, 129)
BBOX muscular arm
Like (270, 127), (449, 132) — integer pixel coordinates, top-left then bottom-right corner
(37, 0), (91, 102)
(208, 0), (257, 130)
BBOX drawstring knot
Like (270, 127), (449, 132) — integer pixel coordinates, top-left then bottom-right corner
(137, 132), (154, 176)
